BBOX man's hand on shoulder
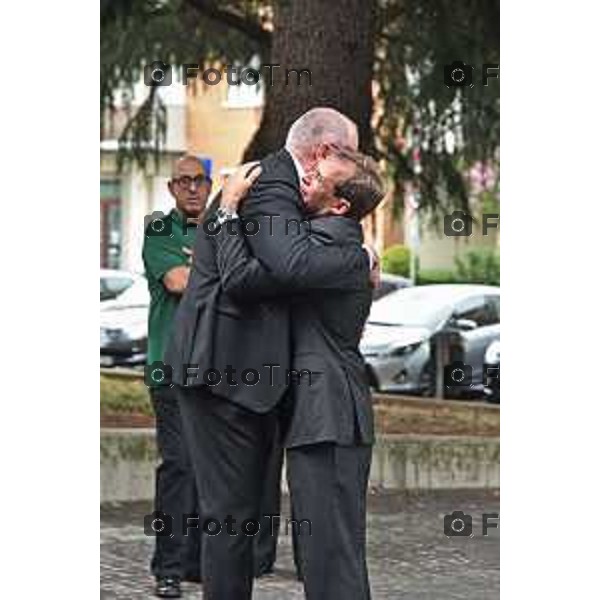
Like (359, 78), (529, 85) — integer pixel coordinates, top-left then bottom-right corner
(220, 162), (262, 213)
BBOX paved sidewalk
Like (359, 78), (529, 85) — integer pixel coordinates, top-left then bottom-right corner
(101, 490), (499, 599)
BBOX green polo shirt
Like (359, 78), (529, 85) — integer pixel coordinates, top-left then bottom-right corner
(142, 209), (197, 367)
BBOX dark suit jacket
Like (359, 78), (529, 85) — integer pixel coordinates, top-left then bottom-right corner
(164, 149), (369, 414)
(211, 213), (374, 448)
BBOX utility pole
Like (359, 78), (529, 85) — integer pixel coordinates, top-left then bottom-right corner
(408, 146), (422, 284)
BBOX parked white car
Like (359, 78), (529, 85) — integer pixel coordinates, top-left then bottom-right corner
(100, 269), (138, 302)
(100, 275), (149, 367)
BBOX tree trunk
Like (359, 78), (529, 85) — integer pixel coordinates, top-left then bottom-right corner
(243, 0), (376, 161)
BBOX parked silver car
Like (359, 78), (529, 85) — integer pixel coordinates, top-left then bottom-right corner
(360, 284), (500, 395)
(100, 276), (150, 367)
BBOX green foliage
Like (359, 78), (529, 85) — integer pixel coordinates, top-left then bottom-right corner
(414, 248), (500, 286)
(454, 248), (500, 285)
(100, 375), (153, 415)
(101, 0), (266, 170)
(101, 0), (499, 213)
(375, 0), (500, 215)
(382, 244), (411, 276)
(417, 269), (459, 285)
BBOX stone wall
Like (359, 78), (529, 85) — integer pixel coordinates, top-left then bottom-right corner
(101, 429), (499, 503)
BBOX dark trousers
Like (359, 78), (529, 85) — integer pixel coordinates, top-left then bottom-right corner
(178, 386), (371, 600)
(150, 386), (202, 579)
(253, 424), (284, 575)
(178, 387), (280, 599)
(287, 443), (372, 600)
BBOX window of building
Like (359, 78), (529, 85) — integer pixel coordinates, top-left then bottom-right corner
(224, 56), (264, 109)
(100, 180), (122, 269)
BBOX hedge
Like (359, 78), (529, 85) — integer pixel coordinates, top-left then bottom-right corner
(417, 269), (460, 285)
(100, 374), (152, 416)
(382, 244), (499, 286)
(454, 248), (500, 286)
(381, 245), (411, 277)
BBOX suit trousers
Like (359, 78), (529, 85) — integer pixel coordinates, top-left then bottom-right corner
(150, 386), (202, 579)
(178, 386), (282, 599)
(178, 386), (371, 600)
(287, 442), (372, 600)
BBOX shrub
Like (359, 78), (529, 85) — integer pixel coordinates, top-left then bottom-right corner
(381, 244), (411, 277)
(100, 374), (153, 415)
(417, 269), (459, 285)
(454, 248), (500, 286)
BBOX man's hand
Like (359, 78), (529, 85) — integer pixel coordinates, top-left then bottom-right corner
(163, 265), (190, 294)
(220, 162), (262, 213)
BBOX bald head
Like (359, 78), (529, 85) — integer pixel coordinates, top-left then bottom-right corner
(172, 155), (205, 179)
(285, 108), (359, 162)
(168, 154), (211, 219)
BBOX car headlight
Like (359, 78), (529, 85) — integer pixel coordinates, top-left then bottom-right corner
(122, 323), (147, 341)
(388, 342), (422, 357)
(101, 327), (127, 343)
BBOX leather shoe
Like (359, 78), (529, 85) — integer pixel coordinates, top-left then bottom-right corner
(155, 576), (182, 598)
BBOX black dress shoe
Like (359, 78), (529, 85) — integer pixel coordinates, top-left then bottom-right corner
(155, 576), (182, 598)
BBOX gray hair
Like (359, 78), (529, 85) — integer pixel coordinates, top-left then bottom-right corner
(285, 107), (356, 158)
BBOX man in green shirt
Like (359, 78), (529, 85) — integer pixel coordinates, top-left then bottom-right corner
(142, 155), (210, 598)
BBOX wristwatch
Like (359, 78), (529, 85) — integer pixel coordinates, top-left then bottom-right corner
(215, 206), (239, 226)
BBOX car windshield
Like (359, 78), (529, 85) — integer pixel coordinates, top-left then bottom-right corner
(368, 287), (455, 329)
(100, 275), (134, 301)
(112, 278), (149, 306)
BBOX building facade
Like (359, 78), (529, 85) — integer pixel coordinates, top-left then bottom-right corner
(101, 68), (498, 275)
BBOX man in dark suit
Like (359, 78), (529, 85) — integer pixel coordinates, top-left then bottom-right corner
(212, 148), (385, 600)
(165, 108), (373, 599)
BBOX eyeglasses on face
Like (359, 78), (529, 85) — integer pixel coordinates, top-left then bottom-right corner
(172, 175), (208, 189)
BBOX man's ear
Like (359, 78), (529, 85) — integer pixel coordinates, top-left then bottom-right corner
(329, 198), (351, 216)
(167, 180), (175, 196)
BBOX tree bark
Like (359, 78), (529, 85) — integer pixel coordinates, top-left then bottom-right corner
(243, 0), (376, 161)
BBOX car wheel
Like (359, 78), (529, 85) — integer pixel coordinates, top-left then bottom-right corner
(365, 366), (379, 392)
(485, 392), (500, 405)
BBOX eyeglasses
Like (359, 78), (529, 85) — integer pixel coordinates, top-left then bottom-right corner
(329, 144), (370, 171)
(173, 175), (208, 189)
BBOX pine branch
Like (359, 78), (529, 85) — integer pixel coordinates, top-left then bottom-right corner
(184, 0), (272, 49)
